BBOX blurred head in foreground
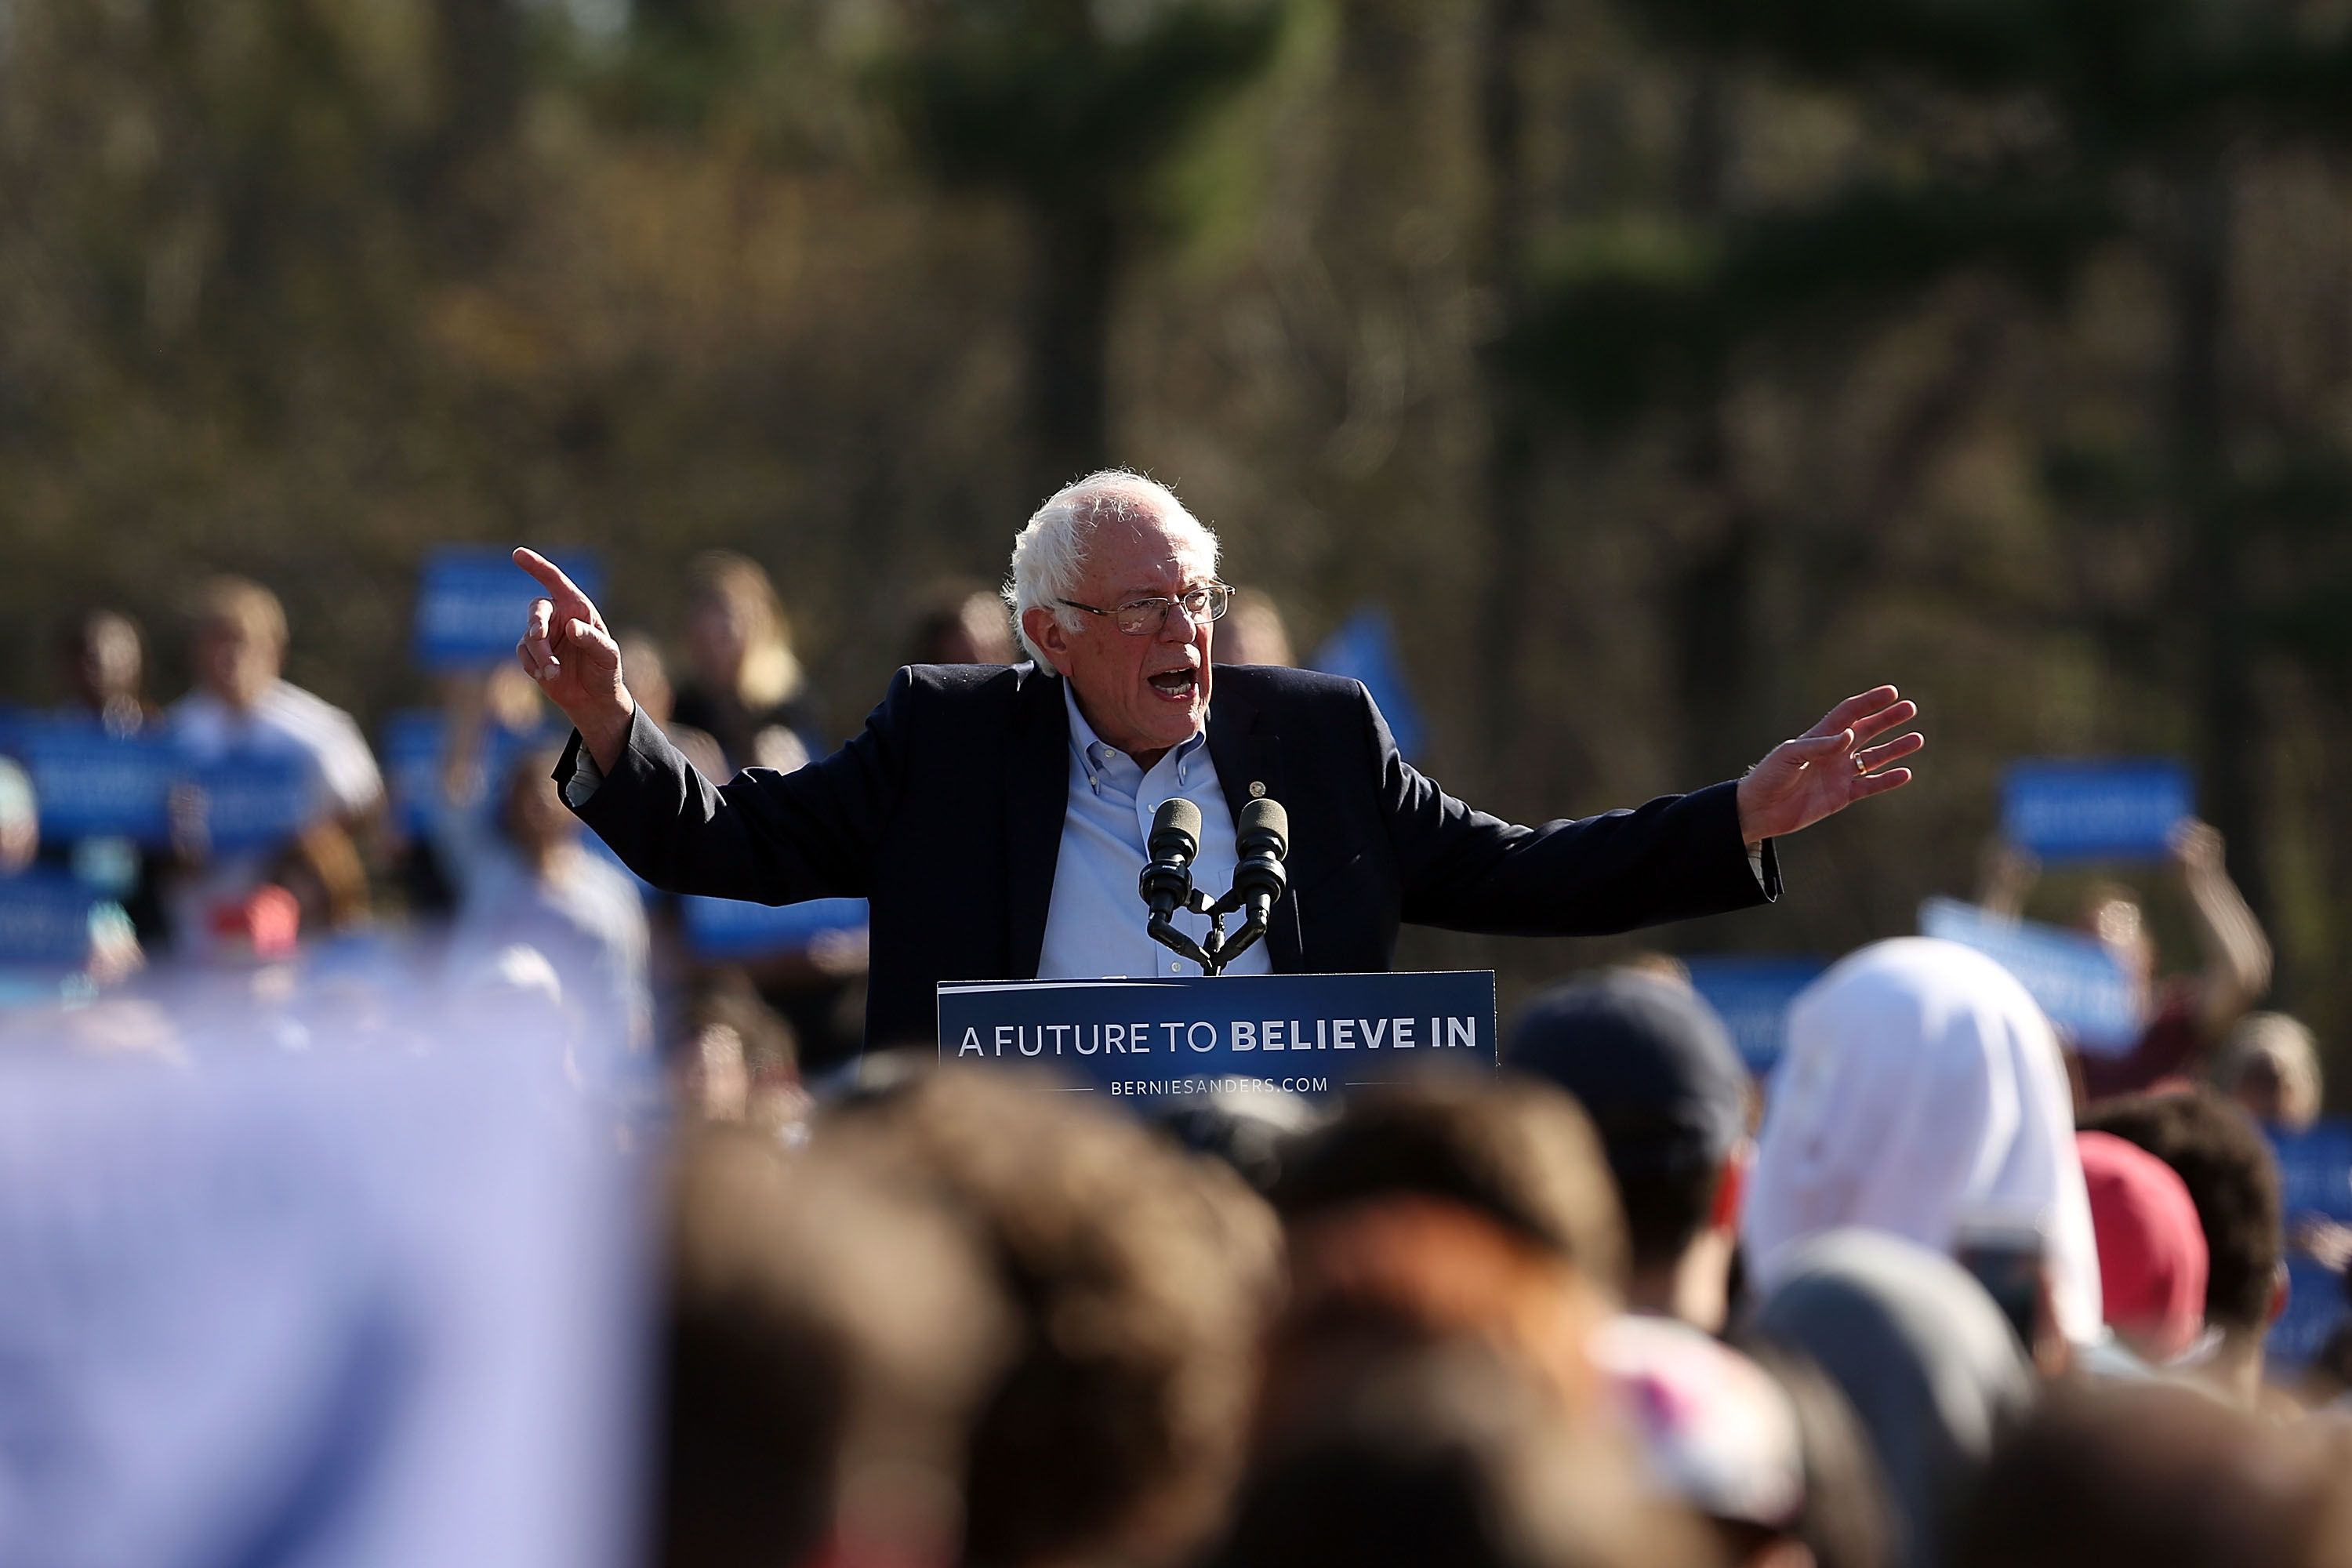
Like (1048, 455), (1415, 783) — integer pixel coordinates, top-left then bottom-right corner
(818, 1068), (1278, 1568)
(1744, 938), (2102, 1345)
(1951, 1380), (2352, 1568)
(1508, 969), (1751, 1330)
(2076, 1088), (2285, 1403)
(1746, 1232), (2031, 1568)
(1205, 1338), (1721, 1568)
(2209, 1011), (2322, 1134)
(1261, 1078), (1627, 1432)
(2075, 1130), (2209, 1363)
(1151, 1080), (1327, 1196)
(1739, 1344), (1894, 1568)
(1272, 1076), (1627, 1287)
(1591, 1315), (1811, 1568)
(659, 1128), (1010, 1568)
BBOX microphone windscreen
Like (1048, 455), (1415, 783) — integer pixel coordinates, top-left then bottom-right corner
(1150, 797), (1203, 860)
(1237, 797), (1288, 859)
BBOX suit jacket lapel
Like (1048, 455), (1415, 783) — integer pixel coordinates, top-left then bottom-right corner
(1004, 666), (1071, 979)
(1206, 671), (1304, 971)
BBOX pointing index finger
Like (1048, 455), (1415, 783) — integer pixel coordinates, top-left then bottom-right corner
(514, 547), (589, 612)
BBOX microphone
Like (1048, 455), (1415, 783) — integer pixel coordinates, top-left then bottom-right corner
(1139, 797), (1203, 920)
(1230, 797), (1289, 934)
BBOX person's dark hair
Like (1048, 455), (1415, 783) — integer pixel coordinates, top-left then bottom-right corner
(1271, 1078), (1628, 1292)
(818, 1069), (1278, 1568)
(1741, 1343), (1893, 1568)
(2077, 1089), (2282, 1335)
(659, 1128), (1007, 1568)
(1503, 971), (1748, 1273)
(1205, 1339), (1715, 1568)
(1950, 1381), (2352, 1568)
(1151, 1083), (1328, 1196)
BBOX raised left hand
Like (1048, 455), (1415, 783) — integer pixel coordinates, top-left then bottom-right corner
(1736, 686), (1923, 845)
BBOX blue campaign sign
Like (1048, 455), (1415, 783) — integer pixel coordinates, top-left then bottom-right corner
(2001, 758), (2192, 862)
(381, 710), (572, 837)
(2269, 1256), (2347, 1371)
(1917, 898), (2142, 1054)
(12, 723), (180, 844)
(0, 872), (100, 968)
(1682, 956), (1829, 1080)
(191, 753), (315, 854)
(383, 709), (449, 836)
(937, 970), (1497, 1103)
(2270, 1120), (2352, 1224)
(1308, 605), (1427, 760)
(416, 547), (604, 673)
(2267, 1120), (2352, 1370)
(681, 895), (868, 960)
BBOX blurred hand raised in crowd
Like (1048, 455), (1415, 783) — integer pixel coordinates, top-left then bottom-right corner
(1735, 685), (1923, 847)
(514, 547), (634, 769)
(2169, 818), (2226, 878)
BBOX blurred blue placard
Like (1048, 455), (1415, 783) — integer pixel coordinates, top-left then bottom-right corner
(0, 1046), (647, 1568)
(2271, 1119), (2352, 1224)
(2001, 758), (2192, 862)
(1918, 898), (2142, 1054)
(191, 753), (314, 854)
(937, 970), (1496, 1103)
(0, 872), (100, 968)
(416, 547), (604, 673)
(1308, 605), (1426, 760)
(383, 709), (449, 836)
(381, 710), (569, 837)
(13, 723), (179, 844)
(681, 895), (867, 960)
(2270, 1255), (2347, 1371)
(2266, 1119), (2352, 1370)
(1682, 956), (1829, 1080)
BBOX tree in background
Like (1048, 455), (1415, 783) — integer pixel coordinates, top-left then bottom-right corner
(873, 0), (1289, 494)
(1505, 0), (2352, 985)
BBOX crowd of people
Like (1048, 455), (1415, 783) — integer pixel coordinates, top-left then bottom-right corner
(5, 552), (2352, 1568)
(657, 960), (2352, 1568)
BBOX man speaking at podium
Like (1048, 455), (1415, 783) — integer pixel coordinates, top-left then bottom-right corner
(515, 470), (1922, 1048)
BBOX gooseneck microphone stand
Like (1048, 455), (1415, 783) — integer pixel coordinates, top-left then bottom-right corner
(1141, 797), (1290, 977)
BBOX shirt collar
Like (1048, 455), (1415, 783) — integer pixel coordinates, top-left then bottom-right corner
(1058, 675), (1207, 776)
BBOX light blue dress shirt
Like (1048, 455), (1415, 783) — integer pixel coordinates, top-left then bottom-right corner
(1036, 677), (1273, 980)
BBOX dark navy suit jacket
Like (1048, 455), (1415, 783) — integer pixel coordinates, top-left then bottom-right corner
(557, 662), (1778, 1047)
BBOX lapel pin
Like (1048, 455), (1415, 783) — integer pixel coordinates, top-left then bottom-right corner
(1248, 781), (1267, 798)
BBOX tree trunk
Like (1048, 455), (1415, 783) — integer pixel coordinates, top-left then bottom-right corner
(1473, 0), (1539, 793)
(1668, 68), (1764, 787)
(2175, 169), (2272, 930)
(1024, 195), (1117, 498)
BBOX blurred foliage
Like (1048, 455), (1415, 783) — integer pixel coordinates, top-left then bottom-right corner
(2, 0), (2351, 1077)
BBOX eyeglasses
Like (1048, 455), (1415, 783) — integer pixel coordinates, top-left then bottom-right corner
(1058, 583), (1234, 637)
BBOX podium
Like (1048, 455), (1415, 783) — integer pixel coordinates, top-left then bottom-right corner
(936, 971), (1497, 1104)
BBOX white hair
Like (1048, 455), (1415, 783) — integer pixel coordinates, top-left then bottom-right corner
(1002, 470), (1221, 666)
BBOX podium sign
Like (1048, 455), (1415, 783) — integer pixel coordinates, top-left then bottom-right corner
(938, 971), (1497, 1103)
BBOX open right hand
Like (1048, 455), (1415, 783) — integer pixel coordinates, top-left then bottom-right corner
(514, 547), (633, 765)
